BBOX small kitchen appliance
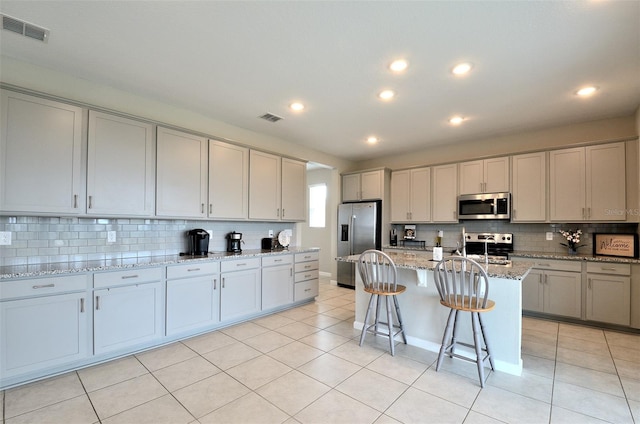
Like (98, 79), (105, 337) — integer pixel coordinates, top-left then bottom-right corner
(458, 192), (511, 220)
(262, 237), (282, 250)
(226, 231), (244, 253)
(186, 229), (210, 256)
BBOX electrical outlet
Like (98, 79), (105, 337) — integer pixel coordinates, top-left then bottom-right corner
(0, 231), (11, 245)
(107, 231), (117, 243)
(268, 230), (274, 237)
(546, 232), (554, 241)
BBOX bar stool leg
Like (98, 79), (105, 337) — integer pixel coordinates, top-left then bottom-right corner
(450, 310), (460, 357)
(471, 312), (486, 388)
(478, 314), (495, 370)
(392, 295), (407, 344)
(386, 296), (395, 356)
(436, 308), (456, 371)
(374, 295), (382, 334)
(359, 294), (376, 347)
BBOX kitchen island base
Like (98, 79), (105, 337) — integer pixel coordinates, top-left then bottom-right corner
(353, 265), (524, 376)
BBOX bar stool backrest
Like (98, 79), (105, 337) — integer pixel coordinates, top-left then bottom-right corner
(357, 250), (398, 292)
(434, 256), (490, 310)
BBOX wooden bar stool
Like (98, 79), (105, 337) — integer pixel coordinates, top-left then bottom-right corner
(433, 256), (495, 387)
(357, 249), (407, 356)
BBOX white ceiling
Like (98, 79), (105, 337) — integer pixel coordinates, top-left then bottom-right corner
(1, 1), (639, 162)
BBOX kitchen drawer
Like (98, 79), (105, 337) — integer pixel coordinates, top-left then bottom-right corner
(586, 262), (631, 276)
(295, 251), (319, 263)
(1, 274), (89, 301)
(294, 279), (319, 302)
(262, 254), (293, 267)
(221, 257), (261, 273)
(528, 259), (582, 273)
(295, 269), (319, 283)
(94, 267), (162, 289)
(167, 261), (220, 279)
(295, 261), (319, 273)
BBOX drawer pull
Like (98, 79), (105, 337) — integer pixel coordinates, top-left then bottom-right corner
(32, 283), (55, 289)
(304, 288), (311, 292)
(304, 255), (311, 259)
(304, 265), (311, 269)
(236, 263), (247, 267)
(187, 268), (201, 272)
(121, 275), (139, 279)
(537, 264), (551, 267)
(305, 274), (312, 278)
(601, 267), (617, 271)
(274, 259), (283, 262)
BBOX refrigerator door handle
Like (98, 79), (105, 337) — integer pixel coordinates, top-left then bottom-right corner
(350, 215), (355, 255)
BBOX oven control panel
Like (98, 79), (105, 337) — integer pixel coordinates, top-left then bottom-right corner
(464, 233), (513, 244)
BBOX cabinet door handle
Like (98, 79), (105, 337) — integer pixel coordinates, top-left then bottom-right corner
(88, 195), (93, 209)
(582, 208), (585, 219)
(277, 208), (280, 218)
(588, 278), (592, 289)
(290, 269), (293, 277)
(222, 277), (225, 288)
(32, 283), (55, 289)
(73, 194), (78, 209)
(282, 208), (285, 218)
(587, 207), (591, 219)
(213, 278), (217, 290)
(513, 209), (516, 219)
(209, 204), (213, 214)
(95, 295), (100, 310)
(121, 274), (139, 279)
(201, 203), (205, 214)
(80, 298), (85, 313)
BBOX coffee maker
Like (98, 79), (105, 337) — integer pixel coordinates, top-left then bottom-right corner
(187, 229), (209, 256)
(226, 231), (244, 253)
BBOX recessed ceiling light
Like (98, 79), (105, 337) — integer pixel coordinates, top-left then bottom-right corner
(389, 59), (408, 72)
(289, 102), (305, 111)
(378, 90), (395, 100)
(452, 62), (473, 75)
(449, 116), (465, 125)
(576, 86), (598, 96)
(367, 136), (379, 144)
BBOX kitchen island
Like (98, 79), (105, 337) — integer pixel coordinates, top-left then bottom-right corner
(337, 252), (534, 376)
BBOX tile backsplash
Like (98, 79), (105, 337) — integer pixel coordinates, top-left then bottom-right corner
(391, 221), (639, 254)
(0, 216), (295, 266)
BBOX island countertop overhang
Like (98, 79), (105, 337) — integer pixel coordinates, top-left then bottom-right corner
(336, 251), (535, 280)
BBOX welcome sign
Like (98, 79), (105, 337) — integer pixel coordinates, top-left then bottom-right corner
(593, 233), (639, 258)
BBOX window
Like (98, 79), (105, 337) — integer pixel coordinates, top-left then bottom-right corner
(309, 184), (327, 228)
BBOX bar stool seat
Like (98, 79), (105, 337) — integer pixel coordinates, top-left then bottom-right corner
(357, 249), (407, 356)
(433, 256), (495, 387)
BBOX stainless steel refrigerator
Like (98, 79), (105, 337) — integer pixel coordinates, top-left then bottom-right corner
(336, 200), (382, 288)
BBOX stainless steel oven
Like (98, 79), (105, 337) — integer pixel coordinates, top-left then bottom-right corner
(458, 192), (510, 220)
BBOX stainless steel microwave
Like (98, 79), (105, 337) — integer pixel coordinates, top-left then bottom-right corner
(458, 192), (511, 220)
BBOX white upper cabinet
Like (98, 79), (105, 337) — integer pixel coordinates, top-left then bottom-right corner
(208, 140), (249, 219)
(249, 150), (281, 220)
(586, 142), (626, 221)
(511, 152), (546, 222)
(1, 90), (83, 214)
(249, 151), (306, 221)
(459, 157), (509, 195)
(87, 111), (154, 216)
(342, 169), (385, 202)
(281, 158), (307, 221)
(391, 168), (430, 222)
(432, 164), (458, 222)
(156, 127), (208, 218)
(550, 142), (625, 221)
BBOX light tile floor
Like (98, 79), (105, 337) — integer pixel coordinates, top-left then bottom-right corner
(2, 277), (638, 424)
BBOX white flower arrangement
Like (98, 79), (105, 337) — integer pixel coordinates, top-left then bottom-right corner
(559, 229), (584, 250)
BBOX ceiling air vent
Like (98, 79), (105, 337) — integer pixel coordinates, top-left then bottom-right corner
(2, 14), (49, 43)
(259, 113), (283, 123)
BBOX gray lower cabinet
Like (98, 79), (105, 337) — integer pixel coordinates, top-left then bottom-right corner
(0, 275), (90, 381)
(220, 258), (262, 322)
(166, 262), (221, 336)
(586, 263), (631, 326)
(520, 259), (582, 319)
(93, 268), (164, 355)
(294, 252), (320, 301)
(262, 255), (294, 311)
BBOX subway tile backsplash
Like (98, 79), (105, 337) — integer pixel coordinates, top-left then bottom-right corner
(0, 216), (295, 266)
(391, 221), (639, 255)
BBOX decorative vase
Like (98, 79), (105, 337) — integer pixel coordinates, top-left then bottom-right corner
(568, 247), (577, 255)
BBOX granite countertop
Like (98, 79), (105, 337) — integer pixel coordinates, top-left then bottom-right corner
(0, 248), (319, 280)
(384, 246), (640, 265)
(337, 252), (535, 280)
